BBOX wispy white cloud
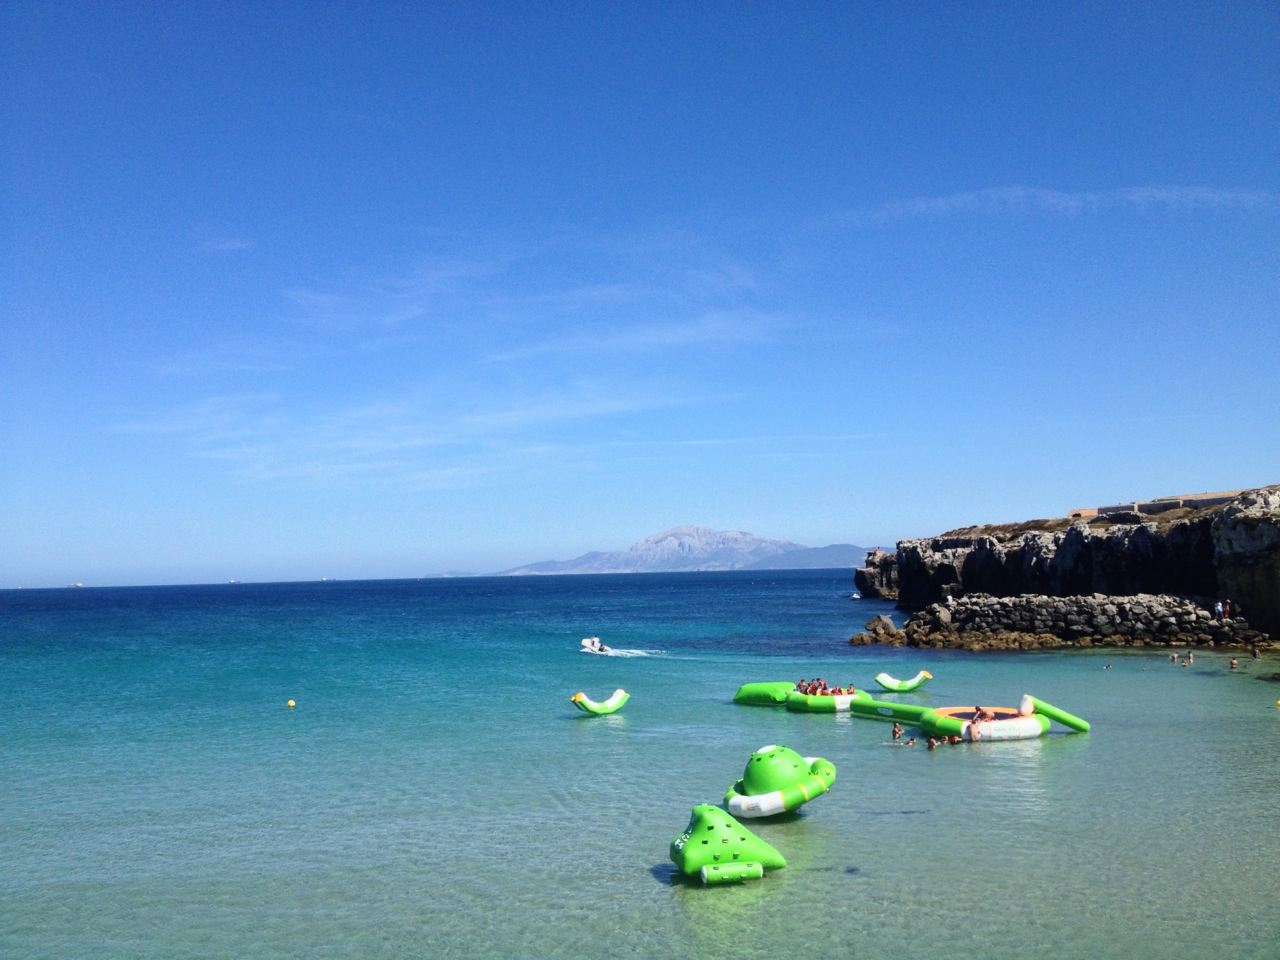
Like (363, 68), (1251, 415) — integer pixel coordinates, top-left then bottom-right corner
(602, 430), (887, 450)
(485, 310), (777, 364)
(282, 288), (350, 312)
(200, 237), (255, 252)
(1112, 186), (1276, 209)
(130, 228), (794, 490)
(457, 381), (703, 433)
(256, 231), (779, 385)
(891, 186), (1097, 218)
(822, 185), (1277, 229)
(150, 345), (297, 378)
(282, 253), (511, 333)
(117, 393), (451, 485)
(113, 374), (717, 489)
(115, 393), (283, 440)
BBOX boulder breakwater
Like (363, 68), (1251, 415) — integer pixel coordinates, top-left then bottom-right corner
(854, 594), (1268, 651)
(853, 486), (1280, 650)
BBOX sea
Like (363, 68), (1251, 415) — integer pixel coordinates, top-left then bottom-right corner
(2, 570), (1277, 960)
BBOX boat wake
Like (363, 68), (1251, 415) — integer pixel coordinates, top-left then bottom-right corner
(579, 647), (664, 658)
(579, 637), (663, 657)
(595, 648), (664, 658)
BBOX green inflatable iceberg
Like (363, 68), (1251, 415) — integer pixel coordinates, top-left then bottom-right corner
(669, 804), (786, 885)
(724, 744), (836, 818)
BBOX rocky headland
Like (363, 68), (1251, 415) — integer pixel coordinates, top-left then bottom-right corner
(852, 486), (1280, 651)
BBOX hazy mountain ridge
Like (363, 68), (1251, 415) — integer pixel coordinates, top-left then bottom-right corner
(496, 525), (868, 575)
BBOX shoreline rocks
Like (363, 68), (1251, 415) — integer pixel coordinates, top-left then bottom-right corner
(850, 593), (1273, 651)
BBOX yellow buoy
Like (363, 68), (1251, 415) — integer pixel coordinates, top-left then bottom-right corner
(287, 699), (296, 708)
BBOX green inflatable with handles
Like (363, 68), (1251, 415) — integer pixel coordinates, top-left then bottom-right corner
(723, 744), (836, 818)
(669, 804), (786, 885)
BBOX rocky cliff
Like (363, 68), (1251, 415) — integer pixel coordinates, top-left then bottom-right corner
(854, 486), (1280, 639)
(1212, 488), (1280, 643)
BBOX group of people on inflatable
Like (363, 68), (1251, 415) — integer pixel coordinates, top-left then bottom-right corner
(795, 677), (857, 696)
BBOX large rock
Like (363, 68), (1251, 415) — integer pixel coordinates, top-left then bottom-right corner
(893, 520), (1217, 608)
(864, 614), (897, 635)
(855, 486), (1279, 639)
(853, 548), (899, 599)
(1213, 489), (1280, 637)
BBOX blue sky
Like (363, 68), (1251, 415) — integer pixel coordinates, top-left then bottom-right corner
(3, 2), (1277, 587)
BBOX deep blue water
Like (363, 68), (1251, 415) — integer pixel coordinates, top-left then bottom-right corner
(2, 571), (1278, 959)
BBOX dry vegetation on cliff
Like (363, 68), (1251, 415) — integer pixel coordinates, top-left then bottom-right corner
(940, 517), (1074, 540)
(940, 502), (1227, 542)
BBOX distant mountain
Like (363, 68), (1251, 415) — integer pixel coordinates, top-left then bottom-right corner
(742, 542), (869, 570)
(495, 526), (869, 575)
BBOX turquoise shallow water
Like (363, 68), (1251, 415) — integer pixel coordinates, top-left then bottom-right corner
(2, 572), (1278, 959)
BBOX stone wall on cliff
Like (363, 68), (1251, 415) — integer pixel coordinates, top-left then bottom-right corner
(853, 486), (1280, 638)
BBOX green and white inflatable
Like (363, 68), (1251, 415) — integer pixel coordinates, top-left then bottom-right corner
(724, 744), (836, 818)
(785, 690), (868, 712)
(732, 681), (796, 705)
(873, 670), (933, 692)
(569, 688), (629, 715)
(669, 804), (786, 885)
(1020, 694), (1090, 732)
